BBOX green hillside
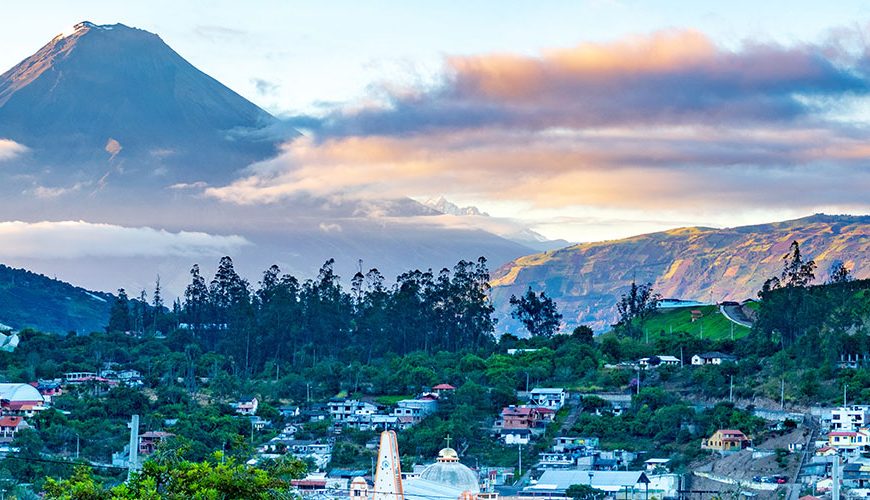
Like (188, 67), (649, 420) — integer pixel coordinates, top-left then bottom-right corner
(638, 304), (751, 341)
(0, 264), (112, 334)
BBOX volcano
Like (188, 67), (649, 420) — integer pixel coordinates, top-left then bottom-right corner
(0, 21), (283, 186)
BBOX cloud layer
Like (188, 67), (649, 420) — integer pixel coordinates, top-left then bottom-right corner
(207, 28), (870, 232)
(0, 221), (250, 259)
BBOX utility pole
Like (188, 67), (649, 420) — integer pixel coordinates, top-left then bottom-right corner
(730, 322), (734, 340)
(76, 434), (80, 459)
(127, 415), (140, 481)
(729, 376), (733, 403)
(680, 345), (684, 367)
(518, 444), (522, 478)
(779, 378), (785, 411)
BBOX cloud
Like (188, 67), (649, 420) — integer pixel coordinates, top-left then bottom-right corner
(0, 139), (28, 161)
(318, 222), (342, 233)
(169, 181), (209, 190)
(30, 182), (87, 199)
(194, 25), (248, 42)
(205, 27), (870, 228)
(252, 78), (279, 96)
(305, 29), (870, 136)
(0, 221), (251, 259)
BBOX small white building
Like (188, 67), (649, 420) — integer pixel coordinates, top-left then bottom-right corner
(393, 399), (437, 426)
(530, 388), (566, 410)
(691, 352), (737, 365)
(329, 400), (379, 422)
(502, 428), (532, 445)
(638, 355), (680, 368)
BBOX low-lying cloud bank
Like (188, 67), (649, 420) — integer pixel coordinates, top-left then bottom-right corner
(0, 221), (251, 259)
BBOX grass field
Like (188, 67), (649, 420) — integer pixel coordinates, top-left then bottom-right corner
(639, 304), (751, 341)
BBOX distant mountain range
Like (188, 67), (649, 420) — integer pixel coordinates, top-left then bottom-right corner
(490, 214), (870, 332)
(0, 264), (112, 334)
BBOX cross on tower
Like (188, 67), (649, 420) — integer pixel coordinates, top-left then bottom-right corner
(444, 434), (452, 448)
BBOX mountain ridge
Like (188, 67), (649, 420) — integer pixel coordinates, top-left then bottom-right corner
(491, 213), (870, 332)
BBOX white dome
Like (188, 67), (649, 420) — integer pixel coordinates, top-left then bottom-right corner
(0, 383), (43, 402)
(419, 455), (479, 494)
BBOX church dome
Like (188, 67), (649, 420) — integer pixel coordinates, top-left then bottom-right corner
(419, 449), (480, 494)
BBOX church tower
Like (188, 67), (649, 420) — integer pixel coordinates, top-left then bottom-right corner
(371, 430), (404, 500)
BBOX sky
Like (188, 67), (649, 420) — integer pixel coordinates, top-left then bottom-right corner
(3, 1), (870, 242)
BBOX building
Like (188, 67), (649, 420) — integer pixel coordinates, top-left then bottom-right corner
(501, 406), (542, 430)
(702, 429), (751, 451)
(553, 436), (599, 453)
(522, 470), (651, 498)
(691, 352), (737, 365)
(638, 356), (680, 368)
(330, 400), (379, 422)
(828, 428), (870, 450)
(393, 399), (437, 426)
(234, 396), (259, 415)
(529, 388), (566, 410)
(432, 384), (456, 397)
(138, 431), (174, 455)
(831, 406), (870, 431)
(501, 428), (532, 445)
(0, 416), (30, 443)
(359, 430), (490, 500)
(30, 380), (63, 402)
(0, 383), (47, 417)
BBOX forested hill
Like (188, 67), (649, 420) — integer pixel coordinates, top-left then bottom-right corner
(0, 264), (112, 334)
(491, 214), (870, 332)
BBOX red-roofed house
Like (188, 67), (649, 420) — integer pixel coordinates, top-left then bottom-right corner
(0, 416), (30, 443)
(139, 431), (175, 455)
(432, 384), (456, 397)
(828, 428), (870, 449)
(501, 406), (542, 430)
(702, 429), (751, 451)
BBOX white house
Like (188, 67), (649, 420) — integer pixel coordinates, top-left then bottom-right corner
(502, 428), (531, 445)
(530, 388), (566, 410)
(831, 406), (870, 432)
(638, 355), (680, 368)
(329, 400), (379, 422)
(393, 399), (437, 426)
(691, 352), (737, 365)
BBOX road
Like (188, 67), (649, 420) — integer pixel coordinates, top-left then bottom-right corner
(720, 304), (753, 328)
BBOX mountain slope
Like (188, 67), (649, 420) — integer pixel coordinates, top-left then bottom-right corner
(0, 263), (112, 334)
(491, 214), (870, 332)
(0, 21), (281, 185)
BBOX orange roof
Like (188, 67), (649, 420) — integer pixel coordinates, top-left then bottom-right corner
(433, 384), (456, 390)
(0, 416), (23, 427)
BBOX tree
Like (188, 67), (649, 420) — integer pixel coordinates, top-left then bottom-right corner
(566, 483), (605, 500)
(107, 288), (131, 333)
(828, 262), (853, 284)
(43, 454), (307, 499)
(616, 281), (660, 338)
(510, 287), (562, 338)
(571, 325), (594, 344)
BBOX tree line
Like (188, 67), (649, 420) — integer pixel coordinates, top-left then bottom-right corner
(108, 257), (497, 376)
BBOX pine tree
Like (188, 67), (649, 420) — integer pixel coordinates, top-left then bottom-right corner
(107, 288), (131, 333)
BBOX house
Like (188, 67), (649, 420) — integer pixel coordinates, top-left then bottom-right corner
(138, 431), (174, 455)
(278, 406), (301, 418)
(0, 416), (30, 443)
(644, 458), (671, 473)
(828, 428), (870, 450)
(691, 310), (704, 322)
(691, 352), (737, 365)
(702, 429), (751, 451)
(523, 470), (650, 499)
(831, 406), (870, 431)
(553, 436), (599, 453)
(507, 348), (540, 355)
(329, 400), (379, 422)
(501, 406), (541, 429)
(30, 380), (63, 402)
(815, 446), (838, 456)
(235, 396), (259, 415)
(392, 399), (437, 426)
(529, 388), (566, 410)
(250, 417), (272, 431)
(536, 407), (557, 424)
(538, 452), (576, 469)
(432, 384), (456, 397)
(501, 428), (532, 445)
(843, 462), (870, 489)
(638, 355), (680, 368)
